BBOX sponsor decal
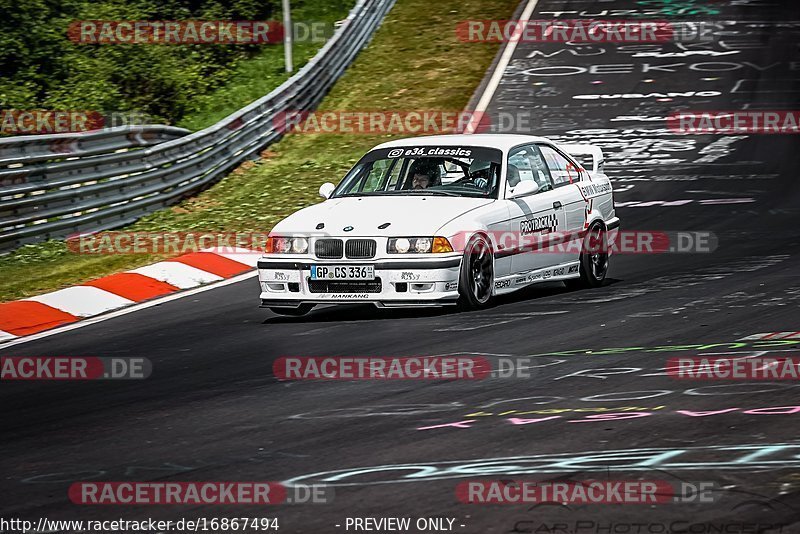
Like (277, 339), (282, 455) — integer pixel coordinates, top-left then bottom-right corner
(445, 282), (459, 291)
(520, 214), (558, 236)
(578, 182), (613, 198)
(515, 277), (527, 285)
(495, 280), (512, 289)
(568, 264), (580, 274)
(553, 267), (566, 276)
(402, 147), (472, 158)
(365, 146), (502, 165)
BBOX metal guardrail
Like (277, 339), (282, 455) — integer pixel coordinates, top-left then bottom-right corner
(0, 0), (395, 251)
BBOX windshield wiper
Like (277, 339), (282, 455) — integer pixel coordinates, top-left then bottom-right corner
(337, 191), (396, 197)
(406, 190), (462, 197)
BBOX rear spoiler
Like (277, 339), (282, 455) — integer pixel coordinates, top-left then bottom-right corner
(559, 144), (604, 174)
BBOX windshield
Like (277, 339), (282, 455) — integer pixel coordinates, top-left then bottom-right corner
(332, 145), (503, 198)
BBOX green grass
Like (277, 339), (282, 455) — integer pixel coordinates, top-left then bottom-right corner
(0, 0), (519, 302)
(176, 42), (322, 132)
(178, 0), (355, 131)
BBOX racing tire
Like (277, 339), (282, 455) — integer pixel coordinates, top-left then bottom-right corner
(457, 235), (495, 310)
(565, 221), (609, 290)
(270, 304), (315, 317)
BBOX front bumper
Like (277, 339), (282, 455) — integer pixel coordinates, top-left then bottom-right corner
(257, 256), (463, 308)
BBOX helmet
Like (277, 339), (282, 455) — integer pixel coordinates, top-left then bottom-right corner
(408, 159), (442, 187)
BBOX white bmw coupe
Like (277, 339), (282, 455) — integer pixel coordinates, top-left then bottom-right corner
(258, 134), (619, 315)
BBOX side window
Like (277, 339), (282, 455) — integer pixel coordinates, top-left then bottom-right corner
(341, 164), (371, 194)
(538, 145), (580, 188)
(508, 148), (536, 185)
(526, 145), (555, 192)
(362, 159), (392, 191)
(386, 158), (405, 189)
(441, 161), (467, 184)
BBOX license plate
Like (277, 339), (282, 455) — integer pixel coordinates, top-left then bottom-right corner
(311, 265), (375, 280)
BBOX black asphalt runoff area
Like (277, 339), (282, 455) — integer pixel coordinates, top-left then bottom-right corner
(2, 0), (800, 532)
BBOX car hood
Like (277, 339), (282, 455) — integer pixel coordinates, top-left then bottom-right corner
(272, 196), (495, 237)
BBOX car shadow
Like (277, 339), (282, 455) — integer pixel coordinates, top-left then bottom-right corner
(263, 276), (624, 325)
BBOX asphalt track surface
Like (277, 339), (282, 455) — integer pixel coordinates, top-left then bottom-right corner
(2, 0), (800, 532)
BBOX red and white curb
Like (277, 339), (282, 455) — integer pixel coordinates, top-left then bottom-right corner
(0, 248), (260, 345)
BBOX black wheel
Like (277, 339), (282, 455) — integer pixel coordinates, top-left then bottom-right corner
(270, 304), (315, 317)
(458, 235), (495, 309)
(565, 222), (609, 290)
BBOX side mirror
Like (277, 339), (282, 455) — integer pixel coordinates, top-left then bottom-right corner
(507, 180), (540, 199)
(319, 182), (336, 199)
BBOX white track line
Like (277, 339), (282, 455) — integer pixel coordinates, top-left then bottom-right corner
(0, 271), (259, 350)
(464, 0), (540, 134)
(0, 329), (17, 343)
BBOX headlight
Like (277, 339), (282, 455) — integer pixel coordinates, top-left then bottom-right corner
(265, 236), (308, 254)
(291, 237), (309, 254)
(388, 237), (453, 254)
(394, 238), (411, 254)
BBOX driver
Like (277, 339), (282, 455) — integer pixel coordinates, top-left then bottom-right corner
(468, 160), (493, 189)
(408, 160), (441, 190)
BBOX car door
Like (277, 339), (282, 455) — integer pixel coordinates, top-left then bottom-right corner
(504, 145), (565, 275)
(537, 143), (588, 265)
